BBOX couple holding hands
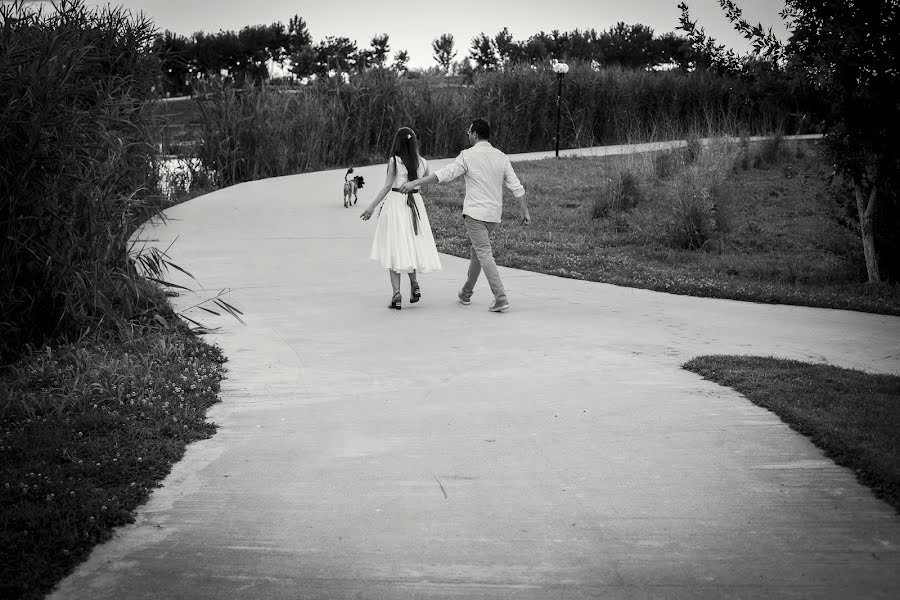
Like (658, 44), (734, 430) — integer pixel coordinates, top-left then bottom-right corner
(360, 118), (531, 312)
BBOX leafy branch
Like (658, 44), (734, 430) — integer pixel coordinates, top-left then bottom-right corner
(129, 238), (245, 332)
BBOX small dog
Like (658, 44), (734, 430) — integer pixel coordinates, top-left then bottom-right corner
(343, 168), (365, 208)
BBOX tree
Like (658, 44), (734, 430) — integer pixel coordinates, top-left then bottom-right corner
(353, 47), (374, 72)
(522, 31), (554, 62)
(680, 0), (900, 282)
(494, 27), (522, 65)
(314, 36), (357, 75)
(566, 28), (602, 63)
(288, 14), (312, 52)
(600, 22), (656, 69)
(192, 30), (242, 76)
(287, 14), (314, 77)
(237, 23), (289, 81)
(677, 3), (747, 73)
(188, 24), (290, 83)
(451, 58), (475, 82)
(431, 33), (456, 73)
(469, 32), (497, 71)
(289, 45), (317, 78)
(653, 32), (697, 70)
(370, 34), (390, 67)
(393, 49), (409, 74)
(154, 30), (193, 95)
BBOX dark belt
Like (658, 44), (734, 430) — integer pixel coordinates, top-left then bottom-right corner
(392, 187), (421, 235)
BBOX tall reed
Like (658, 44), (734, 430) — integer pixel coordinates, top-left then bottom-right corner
(0, 0), (165, 363)
(192, 61), (806, 188)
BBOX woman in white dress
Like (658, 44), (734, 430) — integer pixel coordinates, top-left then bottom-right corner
(360, 127), (442, 309)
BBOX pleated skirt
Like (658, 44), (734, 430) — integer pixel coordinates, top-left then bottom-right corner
(369, 191), (442, 273)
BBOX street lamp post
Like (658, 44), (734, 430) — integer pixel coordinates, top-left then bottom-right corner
(552, 62), (569, 158)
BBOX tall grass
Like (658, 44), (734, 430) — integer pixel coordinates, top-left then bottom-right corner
(192, 62), (807, 188)
(622, 139), (744, 251)
(193, 69), (467, 186)
(0, 0), (167, 363)
(475, 64), (800, 151)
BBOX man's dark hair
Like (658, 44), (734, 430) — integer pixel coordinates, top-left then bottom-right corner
(470, 118), (491, 140)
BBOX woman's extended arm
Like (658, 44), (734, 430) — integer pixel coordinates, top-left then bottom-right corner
(360, 161), (396, 221)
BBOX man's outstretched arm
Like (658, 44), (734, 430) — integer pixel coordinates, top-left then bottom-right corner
(399, 172), (438, 193)
(401, 152), (468, 193)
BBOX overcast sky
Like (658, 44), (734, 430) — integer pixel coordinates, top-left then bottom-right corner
(75, 0), (789, 69)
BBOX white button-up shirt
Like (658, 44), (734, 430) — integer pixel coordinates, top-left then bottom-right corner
(433, 141), (525, 223)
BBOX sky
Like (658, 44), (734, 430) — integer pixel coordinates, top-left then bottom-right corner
(73, 0), (790, 70)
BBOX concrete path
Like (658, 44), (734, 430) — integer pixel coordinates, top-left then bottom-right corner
(53, 141), (900, 599)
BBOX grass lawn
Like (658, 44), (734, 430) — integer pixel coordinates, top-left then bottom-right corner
(684, 356), (900, 514)
(425, 138), (900, 315)
(0, 326), (226, 599)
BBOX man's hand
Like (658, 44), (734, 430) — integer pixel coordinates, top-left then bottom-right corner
(521, 212), (532, 226)
(398, 181), (415, 193)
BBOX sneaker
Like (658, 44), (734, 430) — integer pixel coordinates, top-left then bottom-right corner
(458, 289), (472, 305)
(488, 299), (510, 312)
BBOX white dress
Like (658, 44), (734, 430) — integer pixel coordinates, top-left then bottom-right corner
(369, 157), (442, 273)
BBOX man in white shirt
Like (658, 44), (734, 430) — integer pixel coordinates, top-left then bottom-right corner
(400, 118), (531, 312)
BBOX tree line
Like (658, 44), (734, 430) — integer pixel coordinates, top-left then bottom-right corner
(154, 18), (698, 95)
(437, 24), (696, 74)
(153, 16), (408, 95)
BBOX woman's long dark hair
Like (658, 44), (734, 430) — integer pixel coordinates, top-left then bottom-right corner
(388, 126), (420, 180)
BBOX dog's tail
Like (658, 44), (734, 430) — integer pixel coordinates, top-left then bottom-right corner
(345, 167), (354, 181)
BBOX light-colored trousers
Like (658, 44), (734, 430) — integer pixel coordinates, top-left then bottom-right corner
(462, 215), (507, 303)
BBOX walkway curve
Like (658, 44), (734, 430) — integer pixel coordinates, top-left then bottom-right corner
(53, 138), (900, 599)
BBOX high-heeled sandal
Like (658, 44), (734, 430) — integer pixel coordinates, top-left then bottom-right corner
(410, 282), (421, 303)
(388, 292), (402, 310)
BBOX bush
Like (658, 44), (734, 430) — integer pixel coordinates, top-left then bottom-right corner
(685, 135), (704, 164)
(665, 179), (719, 250)
(652, 150), (681, 179)
(591, 170), (644, 219)
(625, 139), (740, 250)
(0, 0), (165, 363)
(755, 133), (788, 168)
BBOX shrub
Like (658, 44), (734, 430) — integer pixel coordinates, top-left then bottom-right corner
(755, 133), (787, 168)
(626, 139), (741, 249)
(736, 136), (754, 170)
(652, 150), (681, 179)
(665, 179), (719, 250)
(685, 135), (704, 165)
(591, 170), (644, 219)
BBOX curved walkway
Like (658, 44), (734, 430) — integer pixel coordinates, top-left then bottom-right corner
(53, 140), (900, 599)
